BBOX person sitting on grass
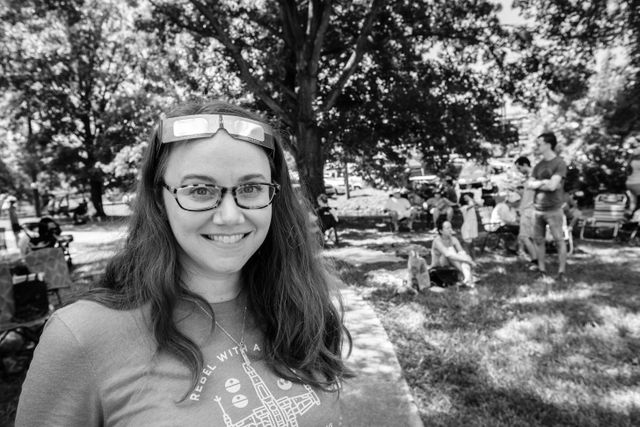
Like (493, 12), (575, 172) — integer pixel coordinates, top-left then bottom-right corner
(431, 218), (478, 287)
(384, 190), (418, 232)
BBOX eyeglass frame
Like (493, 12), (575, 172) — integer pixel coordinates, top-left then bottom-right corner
(162, 182), (281, 211)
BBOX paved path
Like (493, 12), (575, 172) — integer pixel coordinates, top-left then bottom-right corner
(327, 243), (423, 427)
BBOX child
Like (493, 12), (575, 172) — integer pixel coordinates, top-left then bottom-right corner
(459, 193), (478, 258)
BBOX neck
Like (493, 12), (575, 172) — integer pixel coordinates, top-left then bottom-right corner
(181, 267), (243, 303)
(542, 150), (556, 161)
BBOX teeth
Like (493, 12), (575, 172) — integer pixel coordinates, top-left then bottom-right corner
(208, 234), (245, 244)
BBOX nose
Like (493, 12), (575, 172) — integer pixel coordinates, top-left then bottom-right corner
(212, 190), (245, 225)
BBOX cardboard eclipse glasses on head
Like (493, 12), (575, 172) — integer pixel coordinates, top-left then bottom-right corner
(160, 114), (274, 151)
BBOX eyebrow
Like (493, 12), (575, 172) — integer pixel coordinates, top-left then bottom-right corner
(180, 173), (270, 184)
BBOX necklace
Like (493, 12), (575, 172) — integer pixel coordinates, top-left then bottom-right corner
(197, 303), (251, 365)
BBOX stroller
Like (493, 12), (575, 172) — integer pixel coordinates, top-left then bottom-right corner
(21, 217), (74, 267)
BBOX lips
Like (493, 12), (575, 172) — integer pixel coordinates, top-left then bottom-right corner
(203, 233), (249, 244)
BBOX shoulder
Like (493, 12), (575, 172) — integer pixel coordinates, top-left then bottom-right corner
(554, 156), (567, 166)
(50, 300), (151, 350)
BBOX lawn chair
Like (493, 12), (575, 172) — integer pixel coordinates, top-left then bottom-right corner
(0, 227), (7, 251)
(615, 209), (640, 245)
(476, 206), (518, 254)
(24, 247), (73, 306)
(0, 265), (52, 377)
(580, 193), (629, 240)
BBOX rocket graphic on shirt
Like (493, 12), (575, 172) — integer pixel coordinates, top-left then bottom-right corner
(195, 342), (324, 427)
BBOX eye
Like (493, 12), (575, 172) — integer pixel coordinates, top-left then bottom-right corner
(184, 185), (217, 199)
(237, 184), (265, 196)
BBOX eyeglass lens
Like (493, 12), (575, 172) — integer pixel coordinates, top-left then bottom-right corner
(176, 183), (275, 210)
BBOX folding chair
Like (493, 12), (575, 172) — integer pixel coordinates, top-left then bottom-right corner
(476, 206), (518, 254)
(24, 247), (72, 306)
(580, 193), (629, 240)
(0, 267), (52, 376)
(0, 227), (6, 251)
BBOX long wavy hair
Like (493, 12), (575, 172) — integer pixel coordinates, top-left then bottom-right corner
(88, 100), (352, 397)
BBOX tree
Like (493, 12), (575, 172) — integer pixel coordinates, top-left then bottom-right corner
(144, 0), (518, 201)
(143, 0), (387, 199)
(0, 0), (158, 216)
(508, 0), (640, 194)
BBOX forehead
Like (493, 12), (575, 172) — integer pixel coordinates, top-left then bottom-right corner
(163, 132), (271, 184)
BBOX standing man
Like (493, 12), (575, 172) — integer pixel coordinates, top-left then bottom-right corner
(8, 197), (21, 246)
(515, 156), (538, 270)
(526, 132), (568, 282)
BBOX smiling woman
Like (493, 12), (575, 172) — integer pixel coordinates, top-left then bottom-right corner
(15, 101), (352, 427)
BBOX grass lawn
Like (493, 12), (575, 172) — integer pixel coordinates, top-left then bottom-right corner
(331, 230), (640, 426)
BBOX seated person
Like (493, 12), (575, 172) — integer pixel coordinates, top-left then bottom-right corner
(384, 190), (418, 232)
(431, 218), (477, 287)
(562, 190), (583, 229)
(29, 217), (62, 250)
(316, 193), (339, 233)
(489, 192), (520, 234)
(431, 191), (456, 232)
(406, 189), (425, 209)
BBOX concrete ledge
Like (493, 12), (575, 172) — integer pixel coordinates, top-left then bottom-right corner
(340, 287), (423, 427)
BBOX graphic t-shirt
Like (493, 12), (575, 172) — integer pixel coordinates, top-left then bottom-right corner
(532, 156), (567, 211)
(16, 299), (343, 427)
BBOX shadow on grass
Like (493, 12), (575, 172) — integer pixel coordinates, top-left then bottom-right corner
(394, 334), (640, 427)
(329, 229), (640, 426)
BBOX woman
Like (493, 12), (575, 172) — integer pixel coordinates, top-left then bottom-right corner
(16, 101), (351, 426)
(431, 218), (477, 287)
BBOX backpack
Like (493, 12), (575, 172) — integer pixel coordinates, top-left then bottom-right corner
(11, 269), (49, 322)
(429, 267), (461, 287)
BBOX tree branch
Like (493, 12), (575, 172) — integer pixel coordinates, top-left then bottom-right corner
(277, 0), (303, 51)
(308, 0), (331, 82)
(187, 0), (292, 126)
(322, 0), (385, 112)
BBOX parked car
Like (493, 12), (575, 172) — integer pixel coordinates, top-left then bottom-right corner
(324, 183), (337, 196)
(325, 176), (363, 193)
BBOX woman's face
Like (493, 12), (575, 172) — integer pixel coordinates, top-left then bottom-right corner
(440, 221), (453, 237)
(162, 131), (273, 281)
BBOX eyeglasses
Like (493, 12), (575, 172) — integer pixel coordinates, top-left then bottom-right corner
(162, 182), (280, 211)
(160, 114), (274, 151)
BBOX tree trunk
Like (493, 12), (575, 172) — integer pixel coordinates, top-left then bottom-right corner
(89, 174), (105, 217)
(295, 122), (324, 205)
(343, 159), (351, 199)
(33, 188), (41, 217)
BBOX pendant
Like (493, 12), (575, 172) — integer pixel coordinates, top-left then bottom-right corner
(239, 345), (251, 365)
